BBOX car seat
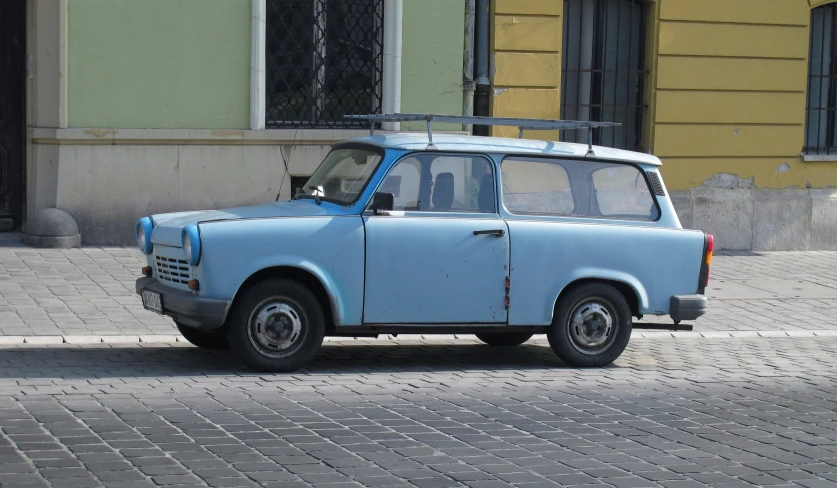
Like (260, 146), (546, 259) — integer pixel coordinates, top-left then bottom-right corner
(432, 173), (454, 211)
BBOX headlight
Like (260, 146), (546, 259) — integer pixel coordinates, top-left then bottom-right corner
(182, 225), (201, 266)
(136, 217), (154, 254)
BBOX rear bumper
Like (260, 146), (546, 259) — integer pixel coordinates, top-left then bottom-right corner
(670, 295), (708, 322)
(135, 277), (230, 330)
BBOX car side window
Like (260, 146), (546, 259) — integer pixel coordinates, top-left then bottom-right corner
(592, 165), (658, 220)
(501, 158), (574, 215)
(382, 154), (496, 213)
(501, 156), (659, 221)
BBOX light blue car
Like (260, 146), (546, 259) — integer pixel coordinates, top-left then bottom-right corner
(135, 116), (712, 372)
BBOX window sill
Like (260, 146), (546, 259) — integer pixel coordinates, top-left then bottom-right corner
(801, 153), (837, 162)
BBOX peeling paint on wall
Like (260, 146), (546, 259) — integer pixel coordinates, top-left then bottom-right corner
(701, 173), (755, 190)
(776, 162), (791, 174)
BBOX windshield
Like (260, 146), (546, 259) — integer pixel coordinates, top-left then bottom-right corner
(295, 147), (383, 205)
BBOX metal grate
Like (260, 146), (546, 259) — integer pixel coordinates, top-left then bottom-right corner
(560, 0), (647, 151)
(266, 0), (384, 129)
(805, 4), (837, 155)
(647, 172), (665, 196)
(154, 255), (192, 286)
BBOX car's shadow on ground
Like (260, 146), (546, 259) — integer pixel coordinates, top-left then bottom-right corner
(0, 342), (586, 380)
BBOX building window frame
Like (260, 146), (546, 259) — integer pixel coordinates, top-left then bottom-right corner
(805, 3), (837, 157)
(250, 0), (400, 131)
(560, 0), (647, 151)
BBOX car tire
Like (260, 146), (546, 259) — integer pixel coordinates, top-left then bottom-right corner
(474, 331), (534, 347)
(548, 283), (632, 367)
(176, 322), (230, 349)
(227, 278), (325, 373)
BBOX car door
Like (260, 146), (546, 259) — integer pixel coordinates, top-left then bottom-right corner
(363, 153), (510, 324)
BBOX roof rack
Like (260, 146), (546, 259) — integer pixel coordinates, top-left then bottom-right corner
(344, 113), (621, 154)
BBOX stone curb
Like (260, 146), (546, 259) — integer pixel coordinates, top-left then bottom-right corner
(0, 330), (835, 345)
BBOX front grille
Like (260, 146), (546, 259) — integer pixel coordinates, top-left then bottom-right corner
(154, 255), (192, 285)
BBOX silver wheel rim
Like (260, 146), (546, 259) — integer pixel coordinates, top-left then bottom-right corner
(568, 298), (617, 355)
(247, 298), (305, 358)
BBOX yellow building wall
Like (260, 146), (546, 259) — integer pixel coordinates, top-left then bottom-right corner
(652, 0), (837, 190)
(489, 0), (562, 140)
(488, 0), (837, 190)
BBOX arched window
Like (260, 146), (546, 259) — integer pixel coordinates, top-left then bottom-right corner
(560, 0), (647, 151)
(806, 4), (837, 155)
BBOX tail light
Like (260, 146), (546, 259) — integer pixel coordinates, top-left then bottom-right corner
(697, 233), (714, 294)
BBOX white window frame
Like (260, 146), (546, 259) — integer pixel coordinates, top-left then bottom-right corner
(249, 0), (401, 131)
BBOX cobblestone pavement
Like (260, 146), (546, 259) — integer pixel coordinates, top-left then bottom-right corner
(3, 237), (837, 337)
(0, 337), (835, 487)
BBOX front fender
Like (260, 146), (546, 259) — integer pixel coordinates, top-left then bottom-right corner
(229, 256), (346, 326)
(194, 216), (366, 327)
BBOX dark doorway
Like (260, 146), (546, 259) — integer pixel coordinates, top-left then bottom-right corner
(0, 0), (26, 231)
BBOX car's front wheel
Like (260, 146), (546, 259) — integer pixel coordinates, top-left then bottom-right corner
(176, 322), (230, 349)
(474, 331), (534, 347)
(227, 278), (325, 372)
(548, 283), (632, 367)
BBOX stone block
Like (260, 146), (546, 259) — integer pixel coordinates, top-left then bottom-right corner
(177, 146), (286, 211)
(811, 189), (837, 250)
(492, 52), (561, 87)
(669, 190), (693, 229)
(493, 15), (562, 52)
(692, 188), (753, 250)
(23, 336), (63, 344)
(752, 189), (811, 251)
(55, 145), (179, 245)
(494, 0), (562, 16)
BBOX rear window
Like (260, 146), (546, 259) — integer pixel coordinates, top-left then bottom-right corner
(500, 156), (658, 221)
(592, 165), (658, 220)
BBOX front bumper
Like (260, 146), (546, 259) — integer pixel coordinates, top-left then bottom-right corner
(670, 295), (708, 322)
(135, 277), (230, 330)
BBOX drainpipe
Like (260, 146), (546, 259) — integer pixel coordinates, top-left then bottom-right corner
(473, 0), (490, 136)
(462, 0), (476, 134)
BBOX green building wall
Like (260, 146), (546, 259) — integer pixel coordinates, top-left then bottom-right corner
(67, 0), (251, 129)
(66, 0), (465, 130)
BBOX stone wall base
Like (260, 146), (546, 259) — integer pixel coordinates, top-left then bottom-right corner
(671, 189), (837, 251)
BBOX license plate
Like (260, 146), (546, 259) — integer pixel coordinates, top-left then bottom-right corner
(142, 290), (163, 314)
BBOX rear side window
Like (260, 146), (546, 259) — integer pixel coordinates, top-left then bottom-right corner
(501, 158), (574, 215)
(501, 156), (658, 221)
(592, 165), (658, 220)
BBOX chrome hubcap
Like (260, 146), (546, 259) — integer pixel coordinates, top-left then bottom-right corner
(569, 300), (614, 353)
(248, 300), (303, 357)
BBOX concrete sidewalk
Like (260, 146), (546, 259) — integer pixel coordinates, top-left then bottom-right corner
(3, 232), (837, 341)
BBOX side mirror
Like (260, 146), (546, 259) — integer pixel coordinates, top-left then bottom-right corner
(369, 192), (394, 215)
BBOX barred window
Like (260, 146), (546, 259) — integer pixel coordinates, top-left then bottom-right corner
(266, 0), (384, 128)
(560, 0), (646, 150)
(805, 4), (837, 155)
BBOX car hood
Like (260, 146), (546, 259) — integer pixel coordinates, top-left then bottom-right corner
(149, 200), (336, 248)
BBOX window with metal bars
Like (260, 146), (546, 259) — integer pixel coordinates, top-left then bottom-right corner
(805, 4), (837, 155)
(560, 0), (647, 151)
(265, 0), (384, 128)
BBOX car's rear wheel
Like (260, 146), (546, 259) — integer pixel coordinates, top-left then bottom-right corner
(176, 322), (230, 349)
(474, 331), (534, 347)
(227, 278), (325, 372)
(548, 283), (632, 367)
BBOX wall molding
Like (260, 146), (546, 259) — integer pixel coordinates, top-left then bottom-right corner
(29, 127), (467, 146)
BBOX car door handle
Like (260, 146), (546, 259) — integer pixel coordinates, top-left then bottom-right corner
(473, 229), (506, 236)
